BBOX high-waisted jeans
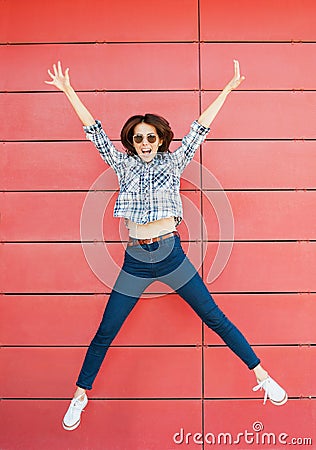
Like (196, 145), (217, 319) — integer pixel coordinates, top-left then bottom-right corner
(76, 234), (260, 390)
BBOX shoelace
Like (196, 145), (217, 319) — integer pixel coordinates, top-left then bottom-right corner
(252, 377), (270, 405)
(69, 396), (86, 418)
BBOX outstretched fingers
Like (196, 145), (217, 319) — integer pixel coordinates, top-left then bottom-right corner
(57, 60), (63, 77)
(44, 68), (55, 84)
(234, 59), (240, 79)
(233, 59), (245, 86)
(44, 61), (71, 91)
(53, 63), (58, 77)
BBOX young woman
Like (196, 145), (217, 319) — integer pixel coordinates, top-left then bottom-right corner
(45, 60), (287, 431)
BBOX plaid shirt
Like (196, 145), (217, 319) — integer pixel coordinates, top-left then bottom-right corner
(84, 119), (210, 226)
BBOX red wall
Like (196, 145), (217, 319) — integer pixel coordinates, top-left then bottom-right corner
(1, 1), (315, 449)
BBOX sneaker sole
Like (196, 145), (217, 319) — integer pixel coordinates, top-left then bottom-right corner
(270, 392), (288, 406)
(62, 418), (81, 431)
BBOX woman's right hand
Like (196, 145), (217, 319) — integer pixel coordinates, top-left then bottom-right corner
(44, 60), (95, 126)
(45, 60), (72, 92)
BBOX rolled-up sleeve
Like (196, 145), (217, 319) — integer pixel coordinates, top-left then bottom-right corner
(84, 120), (126, 172)
(171, 120), (210, 173)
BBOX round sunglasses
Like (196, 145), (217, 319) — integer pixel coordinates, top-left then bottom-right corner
(133, 133), (158, 144)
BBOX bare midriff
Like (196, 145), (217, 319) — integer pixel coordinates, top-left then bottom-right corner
(125, 216), (177, 239)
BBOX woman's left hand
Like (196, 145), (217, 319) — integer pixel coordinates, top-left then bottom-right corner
(224, 60), (245, 93)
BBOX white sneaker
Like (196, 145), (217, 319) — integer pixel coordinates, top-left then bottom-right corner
(253, 376), (288, 406)
(62, 394), (88, 431)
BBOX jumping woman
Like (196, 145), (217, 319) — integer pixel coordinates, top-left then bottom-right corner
(45, 60), (287, 431)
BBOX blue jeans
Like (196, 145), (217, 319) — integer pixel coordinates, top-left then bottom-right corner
(76, 234), (260, 390)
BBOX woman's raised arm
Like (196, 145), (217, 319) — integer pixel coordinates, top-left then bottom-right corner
(197, 60), (245, 129)
(45, 61), (95, 127)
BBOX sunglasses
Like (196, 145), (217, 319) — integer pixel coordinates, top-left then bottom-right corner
(133, 133), (158, 144)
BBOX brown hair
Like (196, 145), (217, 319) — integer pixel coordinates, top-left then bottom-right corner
(120, 113), (174, 156)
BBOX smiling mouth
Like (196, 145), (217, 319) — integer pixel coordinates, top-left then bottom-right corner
(141, 149), (152, 154)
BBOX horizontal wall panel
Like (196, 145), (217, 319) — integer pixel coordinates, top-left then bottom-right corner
(200, 0), (316, 41)
(2, 140), (315, 191)
(202, 91), (316, 139)
(1, 191), (101, 241)
(204, 400), (315, 448)
(0, 0), (198, 43)
(2, 294), (314, 347)
(0, 92), (200, 141)
(202, 191), (316, 241)
(3, 92), (316, 141)
(204, 294), (316, 345)
(202, 140), (316, 190)
(2, 43), (199, 91)
(0, 141), (199, 191)
(0, 347), (202, 398)
(1, 399), (314, 449)
(2, 294), (312, 347)
(0, 242), (120, 294)
(0, 294), (202, 346)
(0, 242), (202, 294)
(204, 346), (315, 398)
(201, 43), (316, 90)
(0, 141), (120, 191)
(2, 242), (315, 294)
(203, 242), (316, 292)
(0, 191), (202, 242)
(0, 400), (202, 450)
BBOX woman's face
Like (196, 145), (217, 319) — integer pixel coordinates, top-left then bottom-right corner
(132, 122), (163, 163)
